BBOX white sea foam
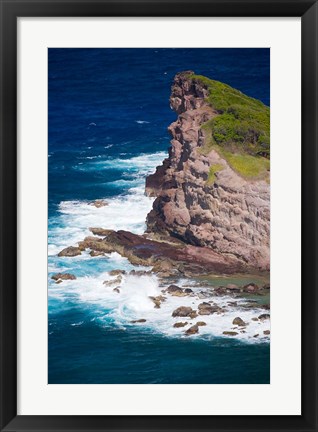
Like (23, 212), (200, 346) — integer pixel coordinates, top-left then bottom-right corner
(74, 151), (166, 175)
(48, 151), (165, 254)
(48, 150), (270, 344)
(135, 120), (150, 124)
(48, 271), (270, 343)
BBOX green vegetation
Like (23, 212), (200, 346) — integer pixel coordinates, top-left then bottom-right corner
(188, 74), (270, 179)
(207, 163), (224, 185)
(220, 149), (270, 179)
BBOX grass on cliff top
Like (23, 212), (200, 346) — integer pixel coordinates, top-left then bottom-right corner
(220, 149), (270, 179)
(206, 163), (224, 185)
(187, 73), (270, 180)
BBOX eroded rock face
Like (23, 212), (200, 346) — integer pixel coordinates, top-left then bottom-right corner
(145, 71), (270, 271)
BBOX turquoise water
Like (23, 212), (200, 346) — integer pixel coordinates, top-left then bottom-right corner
(48, 48), (270, 384)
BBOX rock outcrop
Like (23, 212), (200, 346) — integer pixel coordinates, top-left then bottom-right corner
(75, 229), (244, 275)
(145, 71), (270, 271)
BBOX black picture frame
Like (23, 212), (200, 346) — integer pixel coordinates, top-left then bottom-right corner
(0, 0), (317, 431)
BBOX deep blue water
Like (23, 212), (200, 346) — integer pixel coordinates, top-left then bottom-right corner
(48, 48), (270, 384)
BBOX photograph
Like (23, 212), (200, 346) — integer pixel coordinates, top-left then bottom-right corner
(48, 48), (270, 384)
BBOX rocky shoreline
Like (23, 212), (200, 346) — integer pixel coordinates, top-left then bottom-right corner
(53, 71), (270, 339)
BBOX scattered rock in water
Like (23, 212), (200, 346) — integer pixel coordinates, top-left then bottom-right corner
(184, 288), (193, 294)
(262, 304), (270, 310)
(253, 334), (259, 337)
(129, 269), (152, 276)
(198, 302), (221, 315)
(232, 317), (246, 326)
(56, 280), (63, 284)
(263, 283), (270, 290)
(226, 283), (240, 291)
(109, 269), (126, 276)
(251, 317), (259, 322)
(131, 319), (147, 323)
(89, 227), (113, 236)
(89, 250), (105, 257)
(241, 302), (263, 310)
(58, 246), (82, 257)
(166, 284), (186, 297)
(149, 295), (166, 309)
(51, 272), (76, 281)
(258, 313), (270, 321)
(173, 322), (188, 328)
(227, 301), (238, 306)
(263, 330), (270, 335)
(196, 321), (206, 326)
(185, 324), (199, 335)
(113, 287), (120, 294)
(189, 311), (198, 319)
(243, 282), (259, 293)
(197, 291), (212, 299)
(223, 331), (238, 336)
(214, 286), (226, 295)
(103, 275), (122, 287)
(172, 306), (196, 318)
(89, 199), (108, 208)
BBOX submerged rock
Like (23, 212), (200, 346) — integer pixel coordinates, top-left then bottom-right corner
(131, 319), (146, 323)
(129, 269), (152, 276)
(223, 331), (238, 336)
(243, 282), (259, 293)
(103, 275), (122, 287)
(113, 287), (120, 294)
(88, 199), (108, 208)
(58, 246), (82, 257)
(173, 322), (188, 328)
(232, 317), (246, 326)
(51, 272), (76, 281)
(149, 295), (166, 309)
(263, 330), (270, 335)
(198, 302), (221, 315)
(196, 321), (207, 326)
(226, 284), (240, 291)
(172, 306), (195, 318)
(184, 288), (193, 294)
(258, 313), (270, 321)
(185, 324), (199, 335)
(109, 269), (126, 276)
(89, 250), (105, 257)
(166, 285), (186, 297)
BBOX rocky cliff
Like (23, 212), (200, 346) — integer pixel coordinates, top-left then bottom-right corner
(146, 71), (270, 271)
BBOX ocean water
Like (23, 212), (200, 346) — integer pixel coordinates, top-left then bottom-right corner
(48, 48), (270, 384)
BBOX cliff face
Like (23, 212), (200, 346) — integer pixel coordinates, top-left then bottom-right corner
(146, 71), (270, 271)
